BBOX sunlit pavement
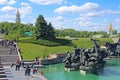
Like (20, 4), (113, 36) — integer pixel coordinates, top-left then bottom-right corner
(4, 66), (47, 80)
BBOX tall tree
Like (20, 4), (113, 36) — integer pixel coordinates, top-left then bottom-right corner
(16, 9), (21, 23)
(34, 15), (47, 40)
(34, 15), (55, 40)
(47, 23), (55, 39)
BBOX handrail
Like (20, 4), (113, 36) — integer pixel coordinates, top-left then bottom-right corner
(16, 43), (21, 61)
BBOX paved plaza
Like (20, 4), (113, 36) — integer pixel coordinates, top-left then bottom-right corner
(3, 66), (47, 80)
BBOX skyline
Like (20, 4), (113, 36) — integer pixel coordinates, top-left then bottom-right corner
(0, 0), (120, 32)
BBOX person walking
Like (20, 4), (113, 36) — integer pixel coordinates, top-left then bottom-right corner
(25, 65), (31, 76)
(15, 60), (21, 71)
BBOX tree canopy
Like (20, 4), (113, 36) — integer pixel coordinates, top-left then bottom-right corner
(55, 29), (109, 38)
(34, 15), (55, 40)
(0, 14), (115, 40)
(0, 22), (34, 40)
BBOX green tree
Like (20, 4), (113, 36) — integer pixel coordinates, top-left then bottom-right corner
(34, 15), (55, 40)
(118, 33), (120, 38)
(0, 22), (33, 39)
(34, 15), (47, 39)
(47, 23), (55, 39)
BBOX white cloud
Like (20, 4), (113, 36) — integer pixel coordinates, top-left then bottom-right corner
(19, 2), (32, 16)
(76, 12), (102, 21)
(0, 2), (32, 23)
(0, 14), (15, 22)
(54, 2), (99, 14)
(46, 15), (119, 32)
(46, 16), (108, 31)
(75, 9), (120, 22)
(52, 3), (120, 31)
(21, 2), (29, 6)
(0, 6), (15, 12)
(75, 21), (108, 31)
(8, 0), (16, 5)
(101, 10), (120, 15)
(54, 16), (64, 21)
(76, 14), (92, 21)
(115, 19), (120, 24)
(29, 0), (63, 5)
(0, 0), (7, 4)
(47, 16), (66, 29)
(77, 21), (96, 27)
(84, 12), (101, 17)
(21, 14), (26, 18)
(54, 2), (120, 24)
(0, 0), (16, 5)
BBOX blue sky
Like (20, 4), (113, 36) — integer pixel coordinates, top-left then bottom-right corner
(0, 0), (120, 32)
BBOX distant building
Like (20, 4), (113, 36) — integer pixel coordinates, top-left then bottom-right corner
(15, 9), (21, 23)
(108, 22), (118, 38)
(108, 22), (113, 35)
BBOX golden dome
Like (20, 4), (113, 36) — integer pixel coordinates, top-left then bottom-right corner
(108, 22), (112, 31)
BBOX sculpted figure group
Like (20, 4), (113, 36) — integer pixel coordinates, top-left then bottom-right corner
(63, 38), (120, 73)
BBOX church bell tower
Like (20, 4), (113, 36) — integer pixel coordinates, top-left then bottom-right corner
(15, 9), (21, 23)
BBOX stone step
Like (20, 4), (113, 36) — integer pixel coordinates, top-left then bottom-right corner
(0, 50), (17, 55)
(0, 68), (4, 71)
(0, 44), (20, 64)
(0, 55), (19, 63)
(0, 46), (15, 50)
(0, 71), (5, 74)
(0, 53), (17, 55)
(0, 78), (8, 80)
(0, 74), (7, 78)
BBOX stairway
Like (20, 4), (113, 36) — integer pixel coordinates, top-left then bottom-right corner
(0, 43), (20, 65)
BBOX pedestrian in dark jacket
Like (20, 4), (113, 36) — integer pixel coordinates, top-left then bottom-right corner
(25, 65), (31, 76)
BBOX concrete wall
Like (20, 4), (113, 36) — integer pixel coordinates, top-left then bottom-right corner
(40, 58), (63, 65)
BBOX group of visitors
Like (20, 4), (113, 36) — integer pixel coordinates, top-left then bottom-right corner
(11, 59), (43, 76)
(25, 64), (43, 76)
(0, 39), (18, 54)
(0, 39), (16, 47)
(0, 40), (10, 47)
(0, 38), (44, 77)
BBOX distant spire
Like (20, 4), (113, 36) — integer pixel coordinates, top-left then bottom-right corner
(108, 22), (112, 31)
(15, 9), (21, 23)
(108, 22), (113, 35)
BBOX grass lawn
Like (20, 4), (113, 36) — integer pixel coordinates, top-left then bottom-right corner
(18, 37), (113, 60)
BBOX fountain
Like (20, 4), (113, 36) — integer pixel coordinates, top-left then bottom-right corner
(104, 41), (120, 58)
(63, 38), (106, 74)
